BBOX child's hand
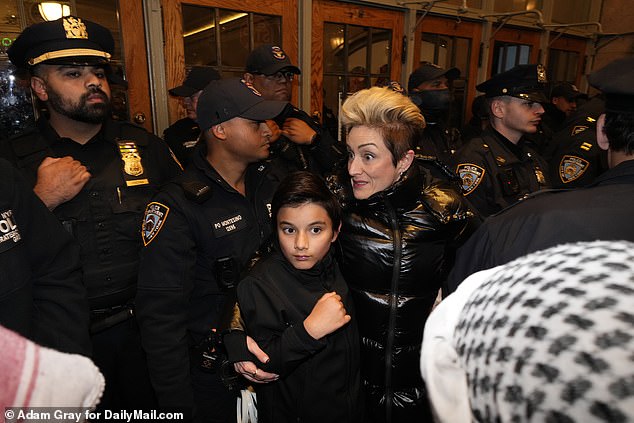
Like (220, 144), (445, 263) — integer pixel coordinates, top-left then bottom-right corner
(304, 292), (351, 340)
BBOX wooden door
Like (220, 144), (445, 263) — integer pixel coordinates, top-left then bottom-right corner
(312, 0), (404, 134)
(161, 0), (298, 124)
(413, 15), (482, 126)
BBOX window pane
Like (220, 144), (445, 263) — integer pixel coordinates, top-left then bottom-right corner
(454, 38), (470, 78)
(218, 9), (249, 68)
(324, 23), (345, 73)
(370, 28), (390, 75)
(348, 25), (369, 72)
(253, 14), (281, 46)
(182, 5), (216, 66)
(548, 49), (579, 82)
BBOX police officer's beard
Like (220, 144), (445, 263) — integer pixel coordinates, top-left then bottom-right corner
(47, 87), (111, 124)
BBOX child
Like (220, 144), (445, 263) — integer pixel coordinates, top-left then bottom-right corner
(236, 171), (362, 423)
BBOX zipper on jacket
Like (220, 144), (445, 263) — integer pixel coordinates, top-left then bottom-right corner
(384, 197), (402, 423)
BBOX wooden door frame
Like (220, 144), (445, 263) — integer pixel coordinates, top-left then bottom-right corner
(311, 0), (404, 118)
(161, 0), (298, 124)
(119, 1), (153, 132)
(412, 14), (482, 124)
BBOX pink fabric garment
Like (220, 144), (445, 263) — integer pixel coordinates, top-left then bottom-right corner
(0, 325), (104, 422)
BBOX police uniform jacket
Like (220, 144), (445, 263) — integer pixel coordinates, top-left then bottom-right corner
(327, 158), (478, 422)
(447, 159), (634, 292)
(237, 250), (362, 423)
(0, 158), (91, 355)
(135, 144), (278, 410)
(162, 117), (200, 167)
(0, 118), (182, 310)
(453, 126), (550, 217)
(547, 98), (609, 188)
(270, 105), (344, 176)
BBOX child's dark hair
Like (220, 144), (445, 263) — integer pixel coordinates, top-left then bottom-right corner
(272, 171), (342, 230)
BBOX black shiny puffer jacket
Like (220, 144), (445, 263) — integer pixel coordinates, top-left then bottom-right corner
(327, 158), (478, 423)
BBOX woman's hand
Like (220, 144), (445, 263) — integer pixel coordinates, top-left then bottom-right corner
(233, 336), (279, 384)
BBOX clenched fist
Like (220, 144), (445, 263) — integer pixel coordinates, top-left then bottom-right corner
(304, 292), (351, 340)
(34, 156), (91, 210)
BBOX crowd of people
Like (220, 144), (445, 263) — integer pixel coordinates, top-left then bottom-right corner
(1, 13), (633, 423)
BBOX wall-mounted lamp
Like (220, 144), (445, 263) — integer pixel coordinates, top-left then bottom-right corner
(38, 2), (71, 22)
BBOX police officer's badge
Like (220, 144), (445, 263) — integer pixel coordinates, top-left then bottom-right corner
(118, 141), (149, 186)
(559, 155), (589, 184)
(142, 202), (169, 246)
(456, 163), (485, 195)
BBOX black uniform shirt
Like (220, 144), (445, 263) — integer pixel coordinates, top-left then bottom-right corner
(0, 118), (182, 308)
(447, 159), (634, 292)
(0, 158), (90, 355)
(453, 126), (550, 217)
(136, 145), (279, 409)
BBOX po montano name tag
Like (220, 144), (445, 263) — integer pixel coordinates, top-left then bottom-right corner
(212, 213), (247, 238)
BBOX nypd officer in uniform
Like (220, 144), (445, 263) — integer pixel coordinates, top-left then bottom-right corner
(453, 64), (550, 217)
(2, 16), (182, 413)
(407, 62), (463, 165)
(547, 95), (609, 188)
(447, 56), (634, 292)
(136, 78), (287, 422)
(243, 44), (343, 176)
(163, 66), (221, 166)
(0, 158), (90, 356)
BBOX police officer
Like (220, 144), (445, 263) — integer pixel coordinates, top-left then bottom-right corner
(243, 44), (343, 176)
(135, 78), (287, 422)
(0, 158), (90, 356)
(447, 56), (634, 292)
(2, 16), (182, 414)
(164, 66), (221, 166)
(547, 95), (609, 188)
(453, 64), (550, 217)
(408, 62), (463, 165)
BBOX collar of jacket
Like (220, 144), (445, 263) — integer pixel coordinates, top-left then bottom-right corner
(189, 140), (269, 194)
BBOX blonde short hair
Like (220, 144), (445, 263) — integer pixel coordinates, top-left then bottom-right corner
(341, 87), (426, 165)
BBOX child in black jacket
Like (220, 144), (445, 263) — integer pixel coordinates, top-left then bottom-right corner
(237, 171), (362, 423)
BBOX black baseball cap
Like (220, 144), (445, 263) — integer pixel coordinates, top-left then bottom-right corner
(8, 16), (113, 69)
(196, 78), (288, 131)
(550, 82), (582, 101)
(169, 66), (221, 97)
(408, 63), (460, 91)
(245, 44), (301, 76)
(588, 56), (634, 114)
(477, 64), (548, 103)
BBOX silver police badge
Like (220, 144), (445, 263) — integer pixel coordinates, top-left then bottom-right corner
(142, 202), (169, 246)
(559, 155), (589, 184)
(456, 163), (485, 195)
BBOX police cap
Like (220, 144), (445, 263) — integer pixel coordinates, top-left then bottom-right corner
(246, 44), (301, 76)
(169, 66), (221, 97)
(8, 16), (114, 69)
(477, 64), (548, 103)
(196, 78), (288, 131)
(407, 63), (460, 92)
(588, 56), (634, 114)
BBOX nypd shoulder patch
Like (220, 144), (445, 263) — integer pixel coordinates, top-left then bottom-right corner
(456, 163), (485, 195)
(142, 202), (170, 246)
(559, 155), (589, 184)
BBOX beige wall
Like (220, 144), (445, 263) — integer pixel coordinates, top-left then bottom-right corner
(595, 0), (634, 69)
